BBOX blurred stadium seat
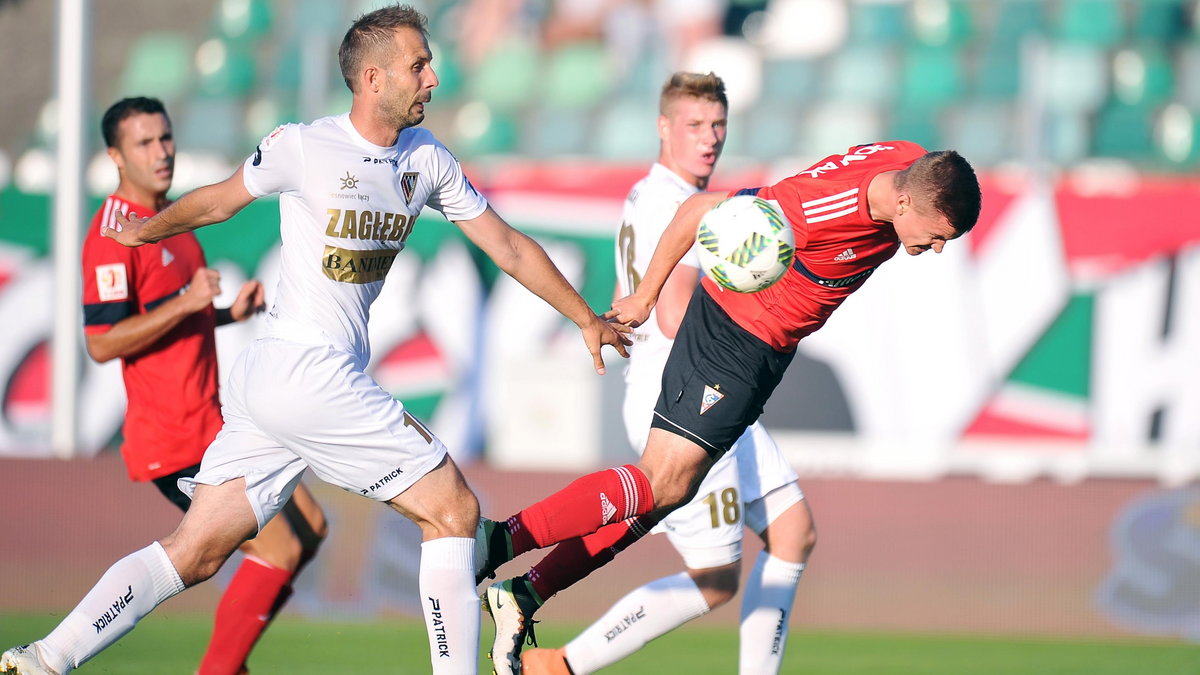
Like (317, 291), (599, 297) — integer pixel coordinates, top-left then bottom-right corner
(542, 42), (612, 110)
(1056, 0), (1125, 46)
(592, 100), (659, 161)
(81, 0), (1200, 170)
(467, 38), (539, 112)
(118, 32), (193, 101)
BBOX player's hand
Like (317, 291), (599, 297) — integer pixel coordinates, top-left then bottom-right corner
(582, 314), (631, 375)
(605, 293), (653, 329)
(181, 267), (222, 313)
(229, 280), (266, 321)
(103, 210), (153, 247)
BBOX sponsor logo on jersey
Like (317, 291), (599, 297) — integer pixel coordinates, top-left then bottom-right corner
(92, 585), (134, 634)
(400, 172), (419, 205)
(95, 263), (129, 301)
(363, 155), (399, 167)
(323, 245), (400, 285)
(325, 208), (416, 243)
(599, 492), (618, 523)
(833, 248), (856, 262)
(700, 384), (724, 415)
(161, 247), (175, 267)
(339, 172), (360, 190)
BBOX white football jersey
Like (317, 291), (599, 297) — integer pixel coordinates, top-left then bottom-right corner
(243, 114), (487, 364)
(615, 162), (702, 394)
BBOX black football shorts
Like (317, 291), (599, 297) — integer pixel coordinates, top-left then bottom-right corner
(152, 462), (201, 512)
(650, 286), (794, 458)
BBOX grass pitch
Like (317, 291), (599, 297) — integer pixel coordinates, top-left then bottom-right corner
(1, 613), (1193, 674)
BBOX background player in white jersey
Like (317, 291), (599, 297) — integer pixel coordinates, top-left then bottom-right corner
(522, 73), (816, 675)
(1, 5), (629, 675)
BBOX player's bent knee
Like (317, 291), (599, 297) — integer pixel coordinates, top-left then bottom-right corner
(689, 563), (740, 609)
(803, 522), (818, 556)
(161, 537), (239, 587)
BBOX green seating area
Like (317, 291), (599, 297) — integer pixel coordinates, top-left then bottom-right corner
(100, 0), (1200, 171)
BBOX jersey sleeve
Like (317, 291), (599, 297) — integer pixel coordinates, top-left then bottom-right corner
(81, 229), (139, 334)
(424, 138), (488, 221)
(242, 124), (305, 198)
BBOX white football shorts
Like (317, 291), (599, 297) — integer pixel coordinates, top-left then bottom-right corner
(624, 382), (804, 569)
(181, 337), (448, 530)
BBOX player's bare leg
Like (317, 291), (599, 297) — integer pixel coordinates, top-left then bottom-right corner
(197, 483), (328, 675)
(740, 488), (815, 675)
(387, 454), (480, 674)
(3, 481), (257, 674)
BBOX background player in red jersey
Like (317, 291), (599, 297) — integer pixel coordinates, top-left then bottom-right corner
(79, 97), (326, 675)
(477, 141), (982, 673)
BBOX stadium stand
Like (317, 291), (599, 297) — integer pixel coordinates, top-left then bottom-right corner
(5, 0), (1200, 187)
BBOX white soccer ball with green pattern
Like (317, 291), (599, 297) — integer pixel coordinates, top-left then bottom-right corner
(696, 196), (795, 293)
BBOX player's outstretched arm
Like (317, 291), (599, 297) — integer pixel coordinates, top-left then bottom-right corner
(608, 191), (724, 327)
(455, 206), (631, 374)
(104, 166), (257, 247)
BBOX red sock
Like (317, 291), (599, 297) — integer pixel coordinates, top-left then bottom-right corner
(197, 557), (294, 675)
(507, 464), (654, 556)
(528, 514), (657, 601)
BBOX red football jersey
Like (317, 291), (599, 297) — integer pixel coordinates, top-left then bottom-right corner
(705, 141), (928, 351)
(81, 195), (222, 481)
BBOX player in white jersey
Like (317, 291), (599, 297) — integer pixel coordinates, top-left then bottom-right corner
(0, 6), (629, 675)
(521, 73), (816, 675)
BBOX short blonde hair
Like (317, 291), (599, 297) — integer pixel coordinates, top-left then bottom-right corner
(659, 72), (728, 116)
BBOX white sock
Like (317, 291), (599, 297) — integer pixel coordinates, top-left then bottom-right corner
(564, 571), (710, 674)
(739, 552), (804, 675)
(418, 537), (478, 675)
(37, 542), (185, 674)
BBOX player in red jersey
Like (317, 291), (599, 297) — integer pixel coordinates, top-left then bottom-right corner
(478, 141), (982, 673)
(78, 97), (326, 675)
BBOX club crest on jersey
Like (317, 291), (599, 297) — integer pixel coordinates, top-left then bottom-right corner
(700, 385), (724, 415)
(96, 263), (128, 301)
(400, 172), (419, 205)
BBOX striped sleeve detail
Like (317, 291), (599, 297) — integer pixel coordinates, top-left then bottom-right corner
(97, 196), (131, 234)
(801, 188), (859, 223)
(144, 286), (186, 312)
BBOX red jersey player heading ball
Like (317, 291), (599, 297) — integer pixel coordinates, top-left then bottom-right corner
(477, 141), (982, 674)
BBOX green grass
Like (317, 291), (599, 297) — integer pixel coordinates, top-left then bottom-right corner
(1, 613), (1194, 674)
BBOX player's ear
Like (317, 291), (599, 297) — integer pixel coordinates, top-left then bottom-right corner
(363, 63), (382, 93)
(107, 146), (124, 172)
(896, 192), (911, 216)
(657, 115), (670, 140)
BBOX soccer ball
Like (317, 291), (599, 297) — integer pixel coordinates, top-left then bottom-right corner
(696, 196), (795, 293)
